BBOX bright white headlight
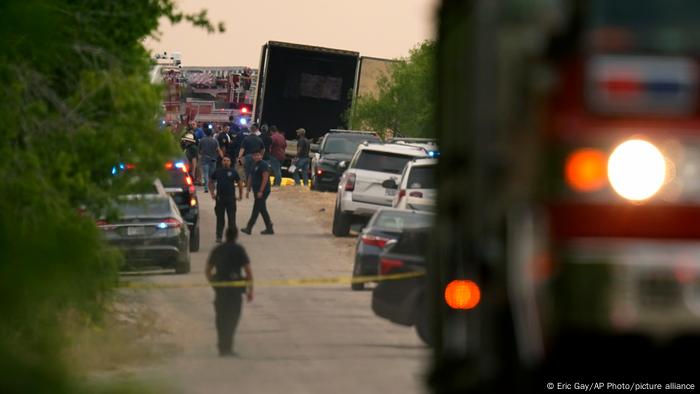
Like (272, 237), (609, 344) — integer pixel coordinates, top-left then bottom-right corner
(607, 139), (666, 201)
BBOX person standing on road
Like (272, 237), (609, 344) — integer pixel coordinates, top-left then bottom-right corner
(209, 156), (244, 243)
(269, 125), (286, 187)
(199, 128), (222, 193)
(180, 132), (198, 179)
(260, 124), (272, 161)
(205, 227), (254, 357)
(238, 123), (264, 182)
(241, 149), (274, 235)
(293, 128), (311, 186)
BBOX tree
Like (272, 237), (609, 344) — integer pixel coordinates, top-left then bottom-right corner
(0, 1), (221, 392)
(348, 41), (436, 138)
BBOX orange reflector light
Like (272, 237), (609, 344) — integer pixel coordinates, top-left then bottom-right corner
(565, 148), (607, 192)
(444, 280), (481, 310)
(190, 198), (197, 207)
(165, 161), (174, 170)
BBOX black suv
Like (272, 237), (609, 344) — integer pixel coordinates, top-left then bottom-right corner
(371, 227), (431, 345)
(161, 160), (200, 251)
(311, 130), (381, 191)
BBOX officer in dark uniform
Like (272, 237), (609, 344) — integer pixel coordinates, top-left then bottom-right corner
(205, 227), (253, 356)
(241, 149), (274, 235)
(209, 156), (244, 243)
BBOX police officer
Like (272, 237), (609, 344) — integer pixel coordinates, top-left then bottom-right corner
(209, 156), (244, 243)
(241, 149), (274, 235)
(205, 227), (253, 356)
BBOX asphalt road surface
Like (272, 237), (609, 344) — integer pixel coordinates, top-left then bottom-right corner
(111, 186), (429, 394)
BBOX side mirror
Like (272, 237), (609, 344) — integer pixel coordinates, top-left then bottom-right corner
(382, 179), (398, 189)
(338, 160), (347, 169)
(310, 143), (320, 153)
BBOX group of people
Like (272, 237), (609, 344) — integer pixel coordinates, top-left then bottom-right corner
(181, 119), (286, 240)
(179, 120), (316, 357)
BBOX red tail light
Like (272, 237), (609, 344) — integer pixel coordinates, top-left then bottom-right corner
(165, 161), (174, 170)
(317, 169), (323, 176)
(379, 258), (404, 275)
(188, 185), (196, 194)
(159, 218), (182, 228)
(345, 173), (356, 191)
(408, 191), (423, 198)
(185, 175), (193, 186)
(360, 234), (391, 248)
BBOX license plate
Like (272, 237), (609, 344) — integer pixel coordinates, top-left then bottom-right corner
(385, 188), (396, 196)
(127, 226), (145, 236)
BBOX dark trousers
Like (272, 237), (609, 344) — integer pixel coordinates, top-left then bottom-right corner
(246, 192), (272, 231)
(214, 288), (243, 354)
(215, 199), (236, 239)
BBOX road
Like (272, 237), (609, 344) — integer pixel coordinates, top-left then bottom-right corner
(109, 186), (430, 394)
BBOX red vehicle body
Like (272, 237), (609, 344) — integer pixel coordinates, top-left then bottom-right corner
(514, 0), (700, 365)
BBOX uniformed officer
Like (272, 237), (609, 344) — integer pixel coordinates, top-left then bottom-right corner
(205, 227), (254, 356)
(209, 156), (244, 243)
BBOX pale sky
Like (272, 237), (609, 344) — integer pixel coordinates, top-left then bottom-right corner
(144, 0), (438, 68)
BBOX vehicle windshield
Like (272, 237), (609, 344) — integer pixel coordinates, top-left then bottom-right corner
(588, 0), (700, 54)
(355, 151), (415, 174)
(162, 168), (188, 188)
(115, 197), (171, 217)
(323, 134), (380, 155)
(407, 165), (436, 189)
(374, 211), (433, 232)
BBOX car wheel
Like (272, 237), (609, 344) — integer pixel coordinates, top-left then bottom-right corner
(351, 259), (365, 291)
(415, 298), (433, 346)
(189, 226), (200, 252)
(332, 200), (352, 237)
(175, 251), (191, 274)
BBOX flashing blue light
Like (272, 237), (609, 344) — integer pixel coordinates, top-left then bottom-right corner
(208, 124), (213, 129)
(239, 118), (248, 125)
(119, 163), (125, 170)
(111, 166), (117, 176)
(157, 222), (168, 229)
(174, 161), (185, 169)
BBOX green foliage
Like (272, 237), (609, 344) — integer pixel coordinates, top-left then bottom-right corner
(0, 0), (222, 392)
(348, 41), (436, 138)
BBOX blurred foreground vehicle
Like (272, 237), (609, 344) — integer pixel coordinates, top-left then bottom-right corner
(432, 0), (700, 390)
(161, 159), (200, 252)
(372, 228), (432, 345)
(311, 129), (381, 191)
(98, 194), (191, 274)
(333, 142), (430, 236)
(385, 158), (437, 211)
(352, 208), (434, 290)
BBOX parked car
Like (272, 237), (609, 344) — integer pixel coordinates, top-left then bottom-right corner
(371, 227), (432, 345)
(311, 130), (381, 191)
(98, 194), (191, 274)
(352, 208), (433, 290)
(384, 158), (437, 211)
(160, 159), (200, 252)
(333, 142), (430, 236)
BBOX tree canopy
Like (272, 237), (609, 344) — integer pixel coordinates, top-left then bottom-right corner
(348, 41), (436, 138)
(0, 1), (220, 392)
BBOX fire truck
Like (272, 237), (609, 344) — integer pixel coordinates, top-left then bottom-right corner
(431, 0), (700, 391)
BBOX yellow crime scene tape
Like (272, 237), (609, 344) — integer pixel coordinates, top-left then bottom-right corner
(119, 271), (425, 290)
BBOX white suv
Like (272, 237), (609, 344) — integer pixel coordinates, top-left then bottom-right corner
(389, 158), (437, 211)
(332, 143), (429, 236)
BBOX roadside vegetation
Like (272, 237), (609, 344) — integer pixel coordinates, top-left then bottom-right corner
(347, 41), (436, 138)
(0, 1), (221, 392)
